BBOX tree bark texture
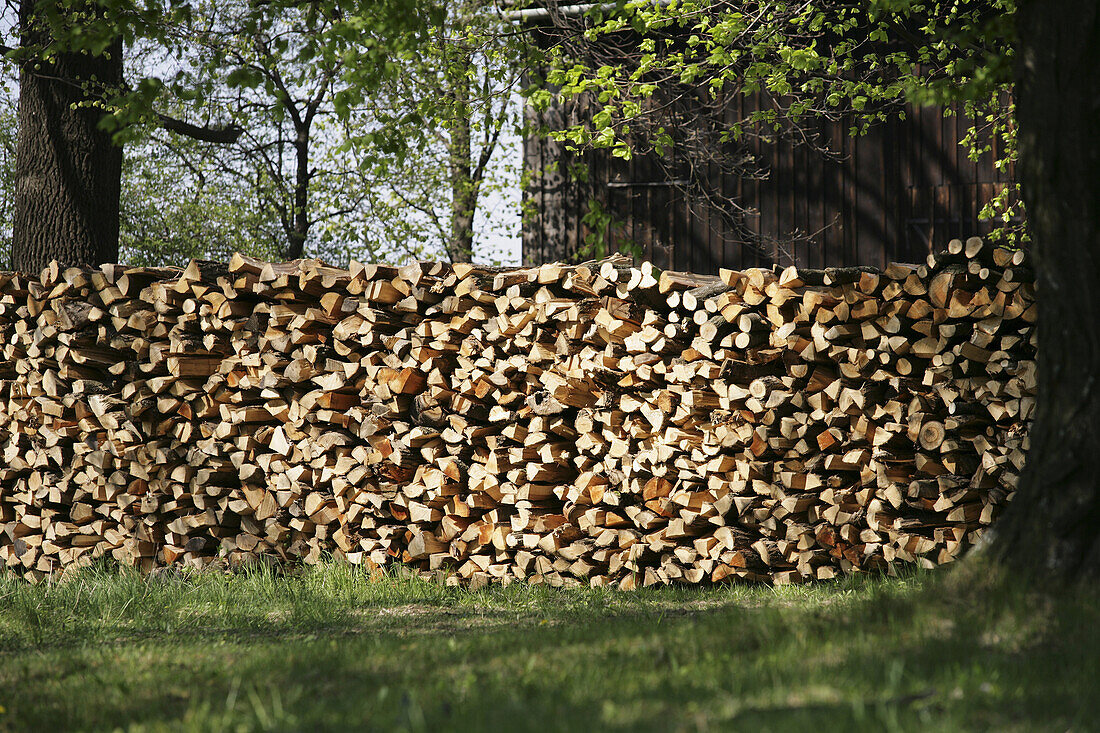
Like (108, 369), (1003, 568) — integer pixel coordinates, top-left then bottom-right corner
(991, 0), (1100, 581)
(446, 54), (475, 264)
(12, 0), (123, 273)
(447, 110), (475, 263)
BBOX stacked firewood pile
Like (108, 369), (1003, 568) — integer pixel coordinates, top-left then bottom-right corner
(0, 237), (1034, 586)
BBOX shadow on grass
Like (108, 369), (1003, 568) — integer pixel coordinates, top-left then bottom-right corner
(0, 558), (846, 653)
(0, 562), (1095, 732)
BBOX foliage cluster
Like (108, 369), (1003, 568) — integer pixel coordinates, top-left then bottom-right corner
(533, 0), (1025, 247)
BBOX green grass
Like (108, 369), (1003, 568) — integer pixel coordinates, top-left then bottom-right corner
(0, 560), (1095, 732)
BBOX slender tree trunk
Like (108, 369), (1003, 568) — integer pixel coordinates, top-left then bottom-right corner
(990, 0), (1100, 582)
(12, 0), (123, 273)
(449, 147), (476, 264)
(446, 51), (475, 263)
(284, 131), (310, 260)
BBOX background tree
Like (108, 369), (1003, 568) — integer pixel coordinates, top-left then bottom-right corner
(352, 0), (525, 264)
(133, 0), (523, 266)
(0, 77), (284, 268)
(117, 132), (285, 267)
(125, 0), (524, 266)
(2, 0), (250, 272)
(0, 83), (17, 267)
(172, 0), (385, 260)
(0, 0), (439, 271)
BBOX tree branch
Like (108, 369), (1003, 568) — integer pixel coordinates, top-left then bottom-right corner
(157, 113), (243, 144)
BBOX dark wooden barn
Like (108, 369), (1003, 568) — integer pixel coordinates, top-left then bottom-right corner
(518, 11), (1016, 273)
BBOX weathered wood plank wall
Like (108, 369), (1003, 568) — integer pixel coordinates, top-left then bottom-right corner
(522, 91), (1015, 272)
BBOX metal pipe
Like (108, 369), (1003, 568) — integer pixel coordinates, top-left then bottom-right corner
(501, 3), (612, 21)
(500, 1), (674, 22)
(607, 180), (690, 188)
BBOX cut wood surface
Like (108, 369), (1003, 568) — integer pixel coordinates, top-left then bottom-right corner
(0, 237), (1034, 587)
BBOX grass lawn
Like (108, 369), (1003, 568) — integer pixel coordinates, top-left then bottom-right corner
(0, 560), (1095, 732)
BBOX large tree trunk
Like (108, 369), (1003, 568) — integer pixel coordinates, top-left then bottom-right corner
(990, 0), (1100, 581)
(12, 0), (123, 273)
